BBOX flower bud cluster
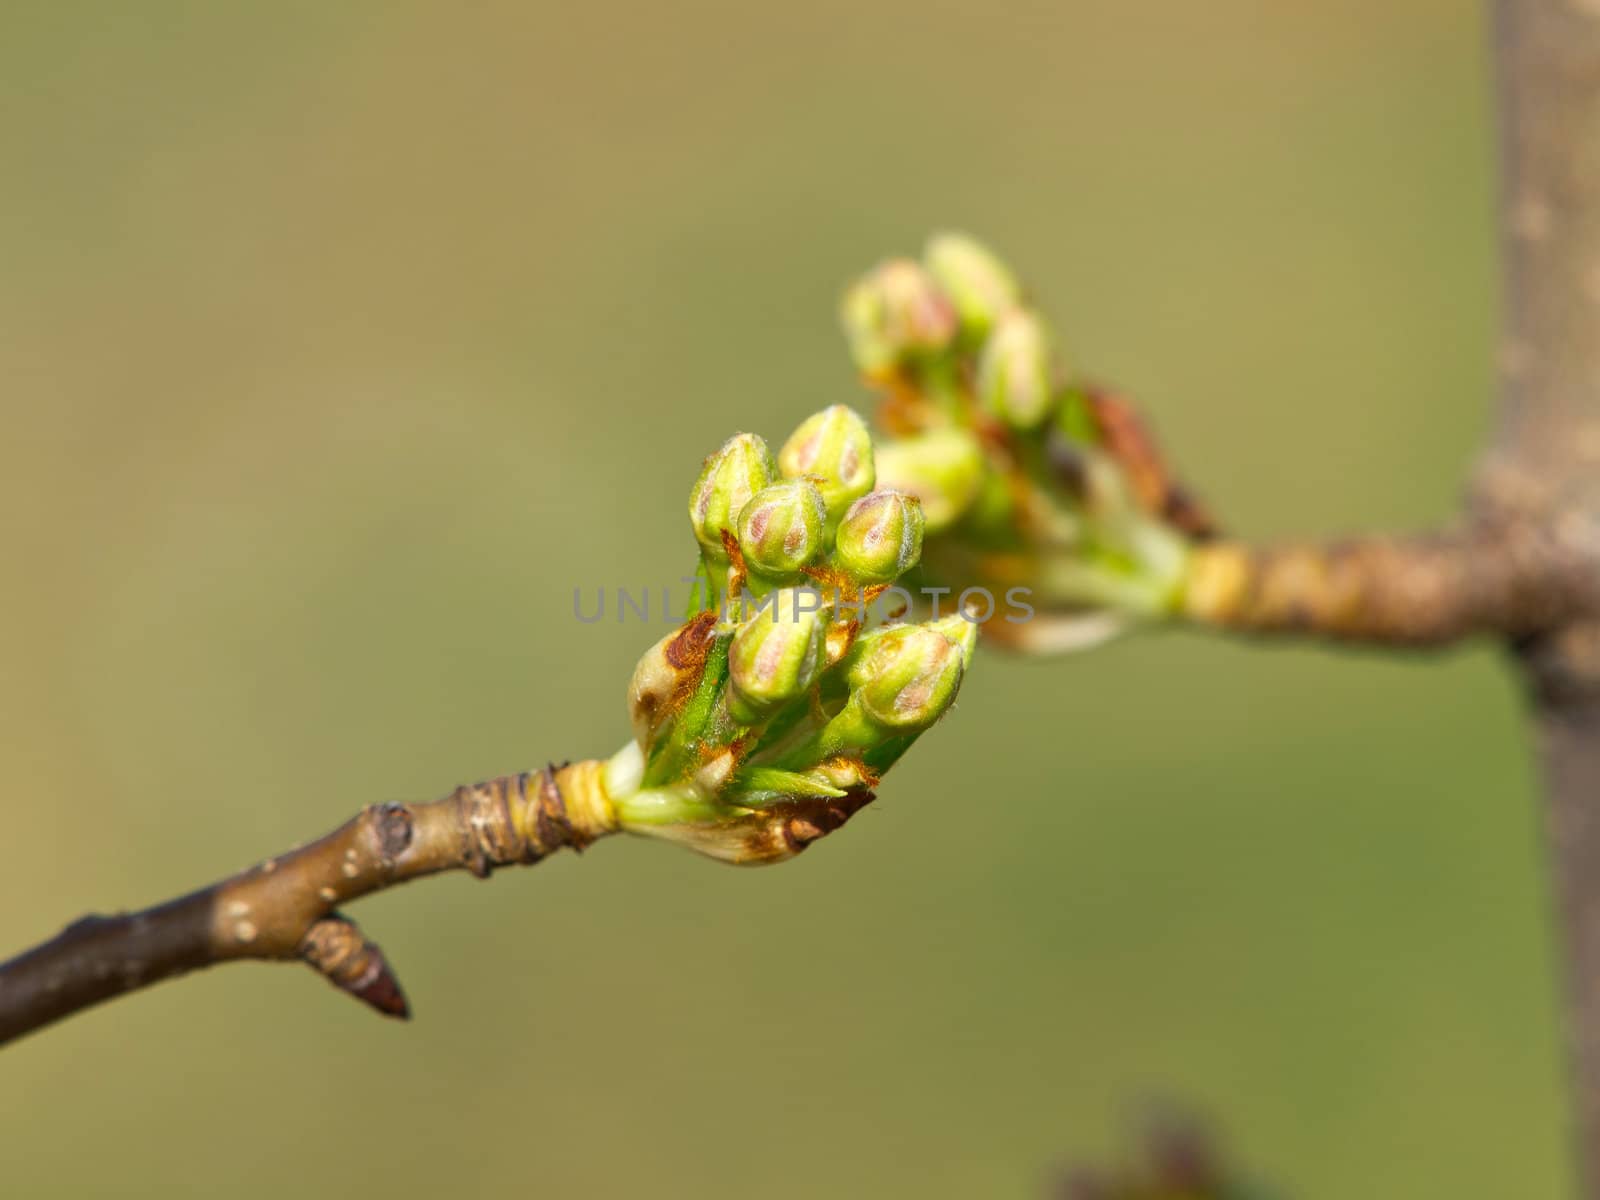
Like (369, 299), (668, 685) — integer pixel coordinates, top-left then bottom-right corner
(617, 411), (976, 864)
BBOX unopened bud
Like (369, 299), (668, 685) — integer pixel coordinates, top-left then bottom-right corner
(924, 232), (1021, 338)
(871, 428), (986, 532)
(777, 405), (875, 525)
(978, 308), (1055, 430)
(736, 480), (826, 581)
(727, 589), (827, 722)
(689, 433), (776, 562)
(848, 622), (969, 734)
(840, 259), (959, 376)
(834, 489), (924, 584)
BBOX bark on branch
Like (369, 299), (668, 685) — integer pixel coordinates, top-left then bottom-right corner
(0, 761), (617, 1047)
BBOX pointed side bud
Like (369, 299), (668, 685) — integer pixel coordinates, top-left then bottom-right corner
(835, 489), (925, 584)
(978, 308), (1055, 430)
(727, 589), (827, 723)
(871, 428), (986, 532)
(688, 433), (776, 562)
(840, 259), (958, 376)
(777, 405), (876, 525)
(849, 623), (968, 733)
(735, 480), (826, 582)
(924, 232), (1021, 338)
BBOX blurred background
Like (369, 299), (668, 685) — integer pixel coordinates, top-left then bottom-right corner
(0, 2), (1561, 1195)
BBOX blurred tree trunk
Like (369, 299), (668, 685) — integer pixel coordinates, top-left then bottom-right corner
(1490, 2), (1600, 1191)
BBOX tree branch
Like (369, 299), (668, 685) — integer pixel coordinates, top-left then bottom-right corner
(1180, 524), (1598, 645)
(0, 761), (618, 1047)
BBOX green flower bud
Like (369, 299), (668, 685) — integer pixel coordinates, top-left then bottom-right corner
(727, 588), (827, 722)
(777, 405), (876, 525)
(736, 480), (826, 582)
(834, 489), (925, 584)
(840, 259), (958, 376)
(924, 232), (1020, 337)
(849, 620), (970, 733)
(689, 433), (776, 562)
(844, 612), (976, 689)
(978, 308), (1055, 430)
(871, 428), (986, 533)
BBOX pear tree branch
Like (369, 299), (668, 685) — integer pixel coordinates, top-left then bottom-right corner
(0, 762), (619, 1047)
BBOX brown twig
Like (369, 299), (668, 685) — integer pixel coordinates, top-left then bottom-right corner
(0, 761), (617, 1047)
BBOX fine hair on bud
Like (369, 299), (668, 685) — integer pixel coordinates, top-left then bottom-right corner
(689, 433), (776, 561)
(778, 405), (876, 524)
(835, 489), (925, 584)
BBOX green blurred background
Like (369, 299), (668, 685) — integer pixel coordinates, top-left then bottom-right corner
(0, 2), (1563, 1195)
